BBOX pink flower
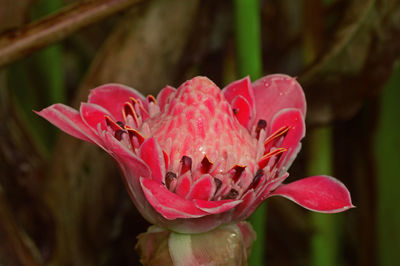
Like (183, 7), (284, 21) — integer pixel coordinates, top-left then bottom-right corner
(36, 75), (353, 233)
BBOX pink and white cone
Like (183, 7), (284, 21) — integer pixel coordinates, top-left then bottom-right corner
(136, 221), (256, 266)
(36, 74), (353, 234)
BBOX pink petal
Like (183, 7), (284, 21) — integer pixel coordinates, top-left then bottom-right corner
(268, 108), (305, 170)
(223, 76), (255, 108)
(139, 138), (166, 184)
(102, 133), (153, 219)
(252, 74), (306, 125)
(88, 83), (147, 122)
(231, 95), (252, 128)
(233, 190), (256, 220)
(175, 172), (192, 198)
(270, 175), (354, 213)
(186, 174), (215, 200)
(157, 85), (176, 112)
(223, 76), (255, 124)
(194, 198), (242, 214)
(140, 178), (207, 219)
(35, 104), (100, 145)
(80, 103), (111, 132)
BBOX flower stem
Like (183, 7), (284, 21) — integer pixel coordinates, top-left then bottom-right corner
(234, 0), (262, 80)
(307, 126), (342, 266)
(31, 0), (65, 104)
(233, 0), (263, 265)
(375, 61), (400, 266)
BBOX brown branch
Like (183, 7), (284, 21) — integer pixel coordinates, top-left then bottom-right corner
(0, 0), (145, 68)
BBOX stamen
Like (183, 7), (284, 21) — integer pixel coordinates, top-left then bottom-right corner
(147, 94), (157, 104)
(116, 121), (125, 127)
(248, 170), (264, 190)
(232, 108), (239, 115)
(264, 126), (290, 148)
(180, 156), (192, 175)
(123, 102), (139, 127)
(258, 148), (287, 169)
(200, 155), (213, 173)
(223, 189), (239, 200)
(105, 115), (123, 131)
(125, 127), (145, 147)
(255, 119), (267, 139)
(165, 171), (177, 190)
(130, 97), (149, 121)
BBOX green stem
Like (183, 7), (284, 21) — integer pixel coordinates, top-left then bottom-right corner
(233, 0), (263, 265)
(308, 126), (341, 266)
(375, 61), (400, 266)
(31, 0), (65, 104)
(234, 0), (262, 80)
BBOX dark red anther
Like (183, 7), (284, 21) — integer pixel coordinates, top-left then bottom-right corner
(224, 189), (239, 200)
(232, 108), (239, 115)
(180, 156), (192, 175)
(249, 170), (264, 190)
(200, 155), (213, 173)
(231, 165), (246, 182)
(165, 171), (177, 190)
(114, 129), (126, 141)
(116, 121), (125, 127)
(255, 119), (267, 139)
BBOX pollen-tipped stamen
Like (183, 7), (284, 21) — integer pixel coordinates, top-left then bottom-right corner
(258, 148), (287, 169)
(123, 102), (139, 128)
(264, 126), (290, 148)
(147, 94), (157, 104)
(125, 127), (145, 148)
(130, 97), (149, 121)
(105, 115), (123, 131)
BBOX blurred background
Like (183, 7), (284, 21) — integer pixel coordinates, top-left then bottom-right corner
(1, 0), (399, 265)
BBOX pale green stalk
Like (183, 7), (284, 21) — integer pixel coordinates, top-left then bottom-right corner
(375, 61), (400, 266)
(233, 0), (264, 265)
(308, 127), (342, 266)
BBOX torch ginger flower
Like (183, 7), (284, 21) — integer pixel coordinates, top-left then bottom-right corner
(36, 75), (353, 233)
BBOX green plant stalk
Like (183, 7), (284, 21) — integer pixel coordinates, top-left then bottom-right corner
(233, 0), (263, 265)
(234, 0), (262, 81)
(375, 61), (400, 266)
(308, 126), (341, 266)
(32, 0), (65, 104)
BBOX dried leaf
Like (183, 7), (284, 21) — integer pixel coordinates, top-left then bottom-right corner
(300, 0), (400, 124)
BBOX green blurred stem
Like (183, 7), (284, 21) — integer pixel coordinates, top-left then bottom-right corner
(234, 0), (262, 80)
(375, 61), (400, 266)
(233, 0), (263, 265)
(308, 126), (341, 266)
(32, 0), (65, 103)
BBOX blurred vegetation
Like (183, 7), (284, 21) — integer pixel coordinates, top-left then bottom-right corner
(1, 0), (400, 265)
